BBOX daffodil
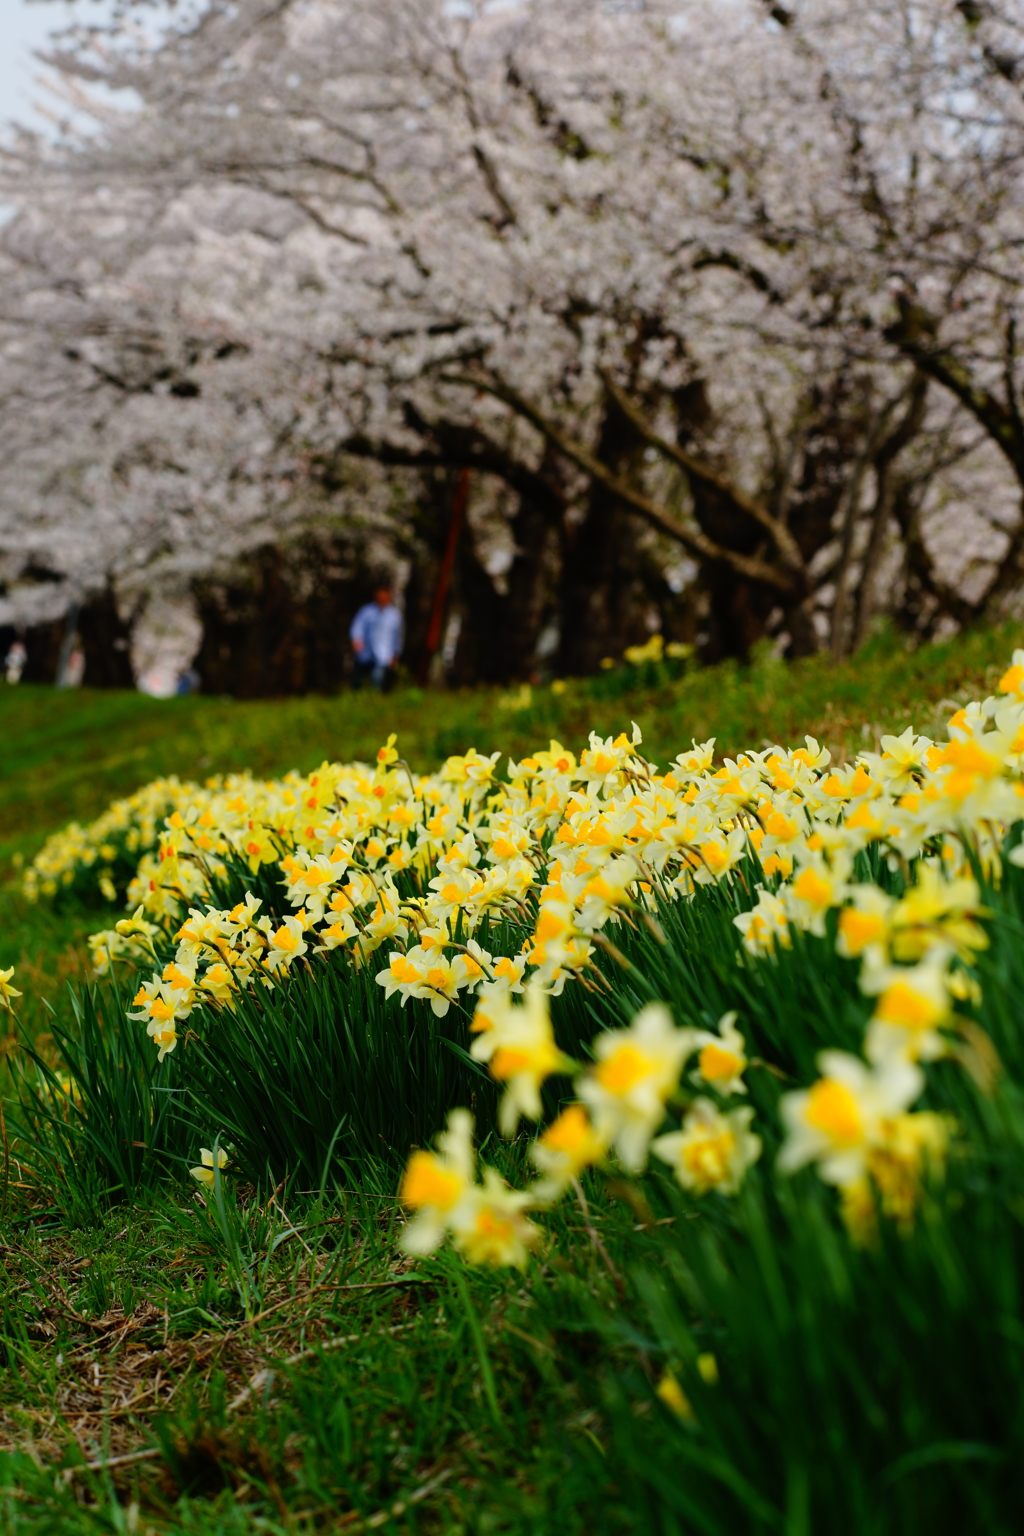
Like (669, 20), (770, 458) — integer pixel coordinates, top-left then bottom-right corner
(225, 893), (262, 930)
(376, 950), (427, 1003)
(201, 962), (238, 1007)
(238, 822), (279, 873)
(191, 1145), (231, 1187)
(690, 1011), (749, 1096)
(860, 946), (954, 1062)
(653, 1099), (761, 1195)
(530, 1104), (609, 1198)
(354, 886), (411, 959)
(410, 949), (487, 1016)
(450, 1170), (541, 1267)
(784, 856), (845, 936)
(689, 828), (748, 886)
(859, 727), (933, 795)
(440, 748), (502, 788)
(656, 1372), (695, 1420)
(282, 853), (343, 919)
(398, 1109), (476, 1256)
(889, 864), (987, 963)
(733, 887), (790, 956)
(527, 898), (578, 969)
(146, 1016), (179, 1061)
(470, 982), (566, 1135)
(836, 886), (894, 959)
(624, 634), (664, 666)
(376, 732), (400, 769)
(778, 1050), (923, 1187)
(29, 644), (1024, 1272)
(577, 725), (644, 786)
(263, 913), (309, 972)
(114, 905), (158, 943)
(129, 977), (193, 1058)
(579, 1004), (696, 1172)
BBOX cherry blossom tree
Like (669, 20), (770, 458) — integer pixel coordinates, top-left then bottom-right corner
(1, 0), (1021, 683)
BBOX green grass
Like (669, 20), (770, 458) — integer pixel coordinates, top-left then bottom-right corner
(3, 622), (1024, 1533)
(0, 1167), (644, 1534)
(4, 622), (1022, 877)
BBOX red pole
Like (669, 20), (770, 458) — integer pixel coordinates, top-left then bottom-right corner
(418, 468), (469, 684)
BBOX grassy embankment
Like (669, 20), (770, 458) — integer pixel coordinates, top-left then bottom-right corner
(0, 621), (1022, 1534)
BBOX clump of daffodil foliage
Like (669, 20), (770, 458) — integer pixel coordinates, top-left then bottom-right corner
(11, 650), (1024, 1532)
(37, 651), (1019, 1252)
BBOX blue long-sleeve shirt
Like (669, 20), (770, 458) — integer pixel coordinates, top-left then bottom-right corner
(350, 601), (403, 667)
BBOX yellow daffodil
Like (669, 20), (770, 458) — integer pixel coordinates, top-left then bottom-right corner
(653, 1099), (761, 1195)
(469, 982), (566, 1136)
(530, 1104), (609, 1198)
(0, 966), (21, 1008)
(30, 646), (1024, 1274)
(860, 947), (954, 1063)
(836, 886), (894, 959)
(656, 1372), (695, 1420)
(399, 1109), (477, 1256)
(263, 913), (310, 972)
(778, 1050), (923, 1187)
(784, 857), (845, 936)
(579, 1003), (696, 1172)
(191, 1145), (231, 1188)
(889, 865), (987, 962)
(734, 887), (791, 956)
(690, 1011), (749, 1096)
(450, 1170), (541, 1268)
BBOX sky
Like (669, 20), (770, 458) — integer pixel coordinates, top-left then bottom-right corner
(0, 0), (80, 133)
(0, 0), (133, 136)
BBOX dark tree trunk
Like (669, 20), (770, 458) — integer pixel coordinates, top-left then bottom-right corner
(673, 380), (781, 661)
(21, 619), (66, 683)
(557, 396), (659, 674)
(8, 588), (133, 687)
(193, 538), (373, 697)
(698, 565), (780, 662)
(449, 532), (503, 685)
(891, 481), (979, 638)
(79, 584), (135, 688)
(449, 490), (558, 685)
(399, 469), (460, 681)
(497, 483), (560, 679)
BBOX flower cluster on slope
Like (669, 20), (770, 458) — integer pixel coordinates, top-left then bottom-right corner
(61, 651), (1024, 1248)
(397, 992), (763, 1262)
(24, 778), (203, 903)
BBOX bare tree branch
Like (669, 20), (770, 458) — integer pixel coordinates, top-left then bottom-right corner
(435, 368), (801, 593)
(333, 414), (566, 522)
(851, 370), (930, 650)
(599, 369), (806, 575)
(886, 295), (1024, 474)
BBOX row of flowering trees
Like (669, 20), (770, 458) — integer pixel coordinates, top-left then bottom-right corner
(2, 0), (1024, 683)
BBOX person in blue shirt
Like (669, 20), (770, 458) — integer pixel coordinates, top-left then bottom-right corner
(350, 581), (403, 690)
